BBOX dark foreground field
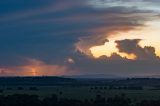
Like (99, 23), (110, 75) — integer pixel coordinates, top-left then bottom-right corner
(1, 93), (160, 106)
(1, 77), (160, 106)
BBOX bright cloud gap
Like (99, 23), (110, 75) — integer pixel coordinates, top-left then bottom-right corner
(90, 38), (159, 60)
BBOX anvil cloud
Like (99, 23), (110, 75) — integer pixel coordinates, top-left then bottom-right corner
(0, 0), (160, 76)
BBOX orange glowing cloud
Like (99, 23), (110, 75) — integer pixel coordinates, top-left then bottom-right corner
(0, 59), (68, 76)
(90, 20), (160, 60)
(90, 38), (159, 60)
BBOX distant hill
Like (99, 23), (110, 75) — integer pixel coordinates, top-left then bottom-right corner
(110, 78), (160, 87)
(64, 74), (121, 79)
(0, 76), (76, 86)
(0, 77), (160, 87)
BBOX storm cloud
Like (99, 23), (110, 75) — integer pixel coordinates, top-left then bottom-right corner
(0, 0), (160, 76)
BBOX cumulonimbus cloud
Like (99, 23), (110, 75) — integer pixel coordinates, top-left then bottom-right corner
(0, 0), (160, 76)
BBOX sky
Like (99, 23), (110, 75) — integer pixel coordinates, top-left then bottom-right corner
(0, 0), (160, 77)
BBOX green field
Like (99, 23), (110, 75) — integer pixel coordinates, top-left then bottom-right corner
(1, 86), (160, 101)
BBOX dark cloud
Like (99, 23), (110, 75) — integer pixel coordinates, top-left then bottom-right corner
(115, 39), (159, 60)
(0, 0), (156, 65)
(0, 0), (160, 76)
(68, 53), (160, 77)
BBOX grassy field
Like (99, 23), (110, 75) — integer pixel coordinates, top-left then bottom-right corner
(0, 86), (160, 101)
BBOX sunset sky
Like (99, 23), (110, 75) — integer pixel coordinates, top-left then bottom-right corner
(0, 0), (160, 77)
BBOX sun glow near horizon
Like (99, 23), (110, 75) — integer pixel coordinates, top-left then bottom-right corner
(90, 40), (137, 60)
(90, 21), (160, 59)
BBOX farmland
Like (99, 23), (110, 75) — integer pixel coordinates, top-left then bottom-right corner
(0, 77), (160, 102)
(0, 77), (160, 106)
(0, 85), (160, 102)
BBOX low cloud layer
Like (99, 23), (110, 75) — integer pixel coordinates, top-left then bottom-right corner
(0, 59), (71, 76)
(65, 52), (160, 77)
